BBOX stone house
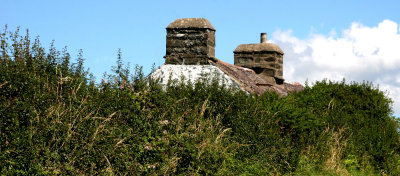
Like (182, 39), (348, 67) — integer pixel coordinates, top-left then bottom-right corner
(151, 18), (302, 95)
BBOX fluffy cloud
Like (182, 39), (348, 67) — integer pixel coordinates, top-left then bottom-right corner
(271, 19), (400, 115)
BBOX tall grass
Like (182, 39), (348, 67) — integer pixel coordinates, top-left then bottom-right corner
(1, 26), (399, 175)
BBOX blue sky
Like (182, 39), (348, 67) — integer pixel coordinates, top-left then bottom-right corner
(1, 0), (400, 116)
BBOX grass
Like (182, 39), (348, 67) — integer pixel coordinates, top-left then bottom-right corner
(1, 26), (399, 175)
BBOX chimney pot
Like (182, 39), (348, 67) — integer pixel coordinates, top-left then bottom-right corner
(261, 33), (267, 43)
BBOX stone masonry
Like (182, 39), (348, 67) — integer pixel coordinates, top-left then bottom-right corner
(234, 33), (284, 85)
(153, 18), (303, 95)
(164, 18), (216, 65)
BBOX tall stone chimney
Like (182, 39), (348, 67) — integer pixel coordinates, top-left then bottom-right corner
(234, 33), (284, 85)
(164, 18), (216, 65)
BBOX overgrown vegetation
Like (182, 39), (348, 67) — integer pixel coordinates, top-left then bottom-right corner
(1, 26), (399, 175)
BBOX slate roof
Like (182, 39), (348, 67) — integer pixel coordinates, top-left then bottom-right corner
(210, 59), (303, 95)
(150, 58), (303, 96)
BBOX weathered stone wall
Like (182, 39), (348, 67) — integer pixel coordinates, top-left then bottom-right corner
(234, 51), (284, 84)
(165, 28), (215, 65)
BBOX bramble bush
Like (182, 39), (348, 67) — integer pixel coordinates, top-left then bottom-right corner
(1, 26), (399, 175)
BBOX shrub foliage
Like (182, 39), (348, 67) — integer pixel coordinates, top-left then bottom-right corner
(1, 27), (399, 175)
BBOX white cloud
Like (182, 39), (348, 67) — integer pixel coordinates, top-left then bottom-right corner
(272, 19), (400, 115)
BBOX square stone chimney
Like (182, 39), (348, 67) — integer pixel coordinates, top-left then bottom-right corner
(234, 33), (284, 85)
(164, 18), (216, 65)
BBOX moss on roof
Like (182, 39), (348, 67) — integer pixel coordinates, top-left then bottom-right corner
(167, 18), (215, 30)
(234, 43), (284, 54)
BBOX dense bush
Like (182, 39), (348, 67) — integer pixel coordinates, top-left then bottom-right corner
(1, 27), (399, 175)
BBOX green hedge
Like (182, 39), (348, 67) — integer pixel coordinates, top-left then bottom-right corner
(1, 26), (399, 175)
